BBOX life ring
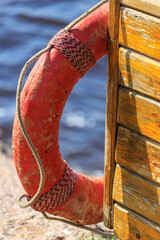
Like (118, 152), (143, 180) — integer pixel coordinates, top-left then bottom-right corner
(12, 2), (109, 225)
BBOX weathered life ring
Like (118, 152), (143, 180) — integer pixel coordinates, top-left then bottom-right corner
(12, 2), (109, 225)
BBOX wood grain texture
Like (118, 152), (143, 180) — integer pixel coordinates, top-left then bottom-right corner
(114, 203), (160, 240)
(113, 165), (160, 225)
(104, 0), (120, 229)
(120, 0), (160, 18)
(119, 7), (160, 61)
(117, 87), (160, 143)
(115, 126), (160, 184)
(119, 47), (160, 100)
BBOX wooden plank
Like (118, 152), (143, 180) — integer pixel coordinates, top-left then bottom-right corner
(115, 126), (160, 184)
(113, 165), (160, 225)
(120, 0), (160, 18)
(117, 87), (160, 143)
(119, 47), (160, 100)
(104, 0), (120, 229)
(114, 203), (160, 240)
(119, 7), (160, 61)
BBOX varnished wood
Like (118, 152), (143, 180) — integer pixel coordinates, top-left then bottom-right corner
(104, 0), (120, 229)
(117, 87), (160, 143)
(115, 126), (160, 184)
(119, 7), (160, 61)
(105, 0), (160, 237)
(113, 165), (160, 225)
(119, 47), (160, 100)
(120, 0), (160, 18)
(114, 203), (160, 240)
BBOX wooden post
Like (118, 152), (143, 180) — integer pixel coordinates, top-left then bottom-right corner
(104, 0), (120, 229)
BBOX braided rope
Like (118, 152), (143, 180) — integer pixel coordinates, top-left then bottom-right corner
(27, 162), (79, 211)
(49, 29), (96, 77)
(17, 45), (51, 208)
(16, 0), (113, 237)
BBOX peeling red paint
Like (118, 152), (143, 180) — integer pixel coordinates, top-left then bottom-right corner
(12, 2), (109, 225)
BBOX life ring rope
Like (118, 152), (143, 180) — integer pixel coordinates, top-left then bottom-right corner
(15, 0), (114, 237)
(49, 29), (96, 77)
(27, 162), (79, 211)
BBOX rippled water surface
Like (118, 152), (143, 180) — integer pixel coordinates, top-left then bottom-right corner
(0, 0), (107, 176)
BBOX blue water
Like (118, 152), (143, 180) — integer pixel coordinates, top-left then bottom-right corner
(0, 0), (107, 176)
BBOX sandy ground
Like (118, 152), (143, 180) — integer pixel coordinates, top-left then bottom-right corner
(0, 142), (113, 240)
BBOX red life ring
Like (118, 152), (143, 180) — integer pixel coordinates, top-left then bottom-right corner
(12, 2), (109, 225)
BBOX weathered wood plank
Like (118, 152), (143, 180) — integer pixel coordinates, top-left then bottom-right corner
(113, 165), (160, 225)
(115, 126), (160, 184)
(117, 87), (160, 143)
(120, 0), (160, 18)
(119, 47), (160, 100)
(119, 7), (160, 61)
(114, 203), (160, 240)
(104, 0), (120, 229)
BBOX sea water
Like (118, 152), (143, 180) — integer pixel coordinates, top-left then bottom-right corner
(0, 0), (107, 176)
